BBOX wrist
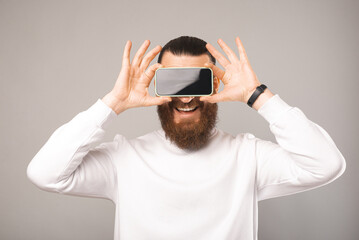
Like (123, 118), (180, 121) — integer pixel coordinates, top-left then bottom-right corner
(245, 87), (257, 103)
(101, 92), (128, 115)
(251, 88), (274, 111)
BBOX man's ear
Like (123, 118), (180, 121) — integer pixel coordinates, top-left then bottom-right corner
(213, 76), (220, 93)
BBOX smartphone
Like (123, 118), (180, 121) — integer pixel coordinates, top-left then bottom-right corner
(154, 67), (213, 97)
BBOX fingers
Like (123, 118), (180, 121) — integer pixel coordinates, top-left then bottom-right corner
(206, 42), (231, 68)
(142, 63), (163, 86)
(139, 45), (162, 72)
(204, 62), (229, 85)
(217, 38), (239, 63)
(122, 40), (132, 67)
(132, 40), (151, 67)
(235, 36), (249, 62)
(204, 62), (225, 81)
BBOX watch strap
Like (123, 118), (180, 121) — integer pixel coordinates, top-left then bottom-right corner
(247, 84), (267, 108)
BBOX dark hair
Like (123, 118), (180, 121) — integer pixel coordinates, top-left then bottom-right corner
(157, 36), (216, 65)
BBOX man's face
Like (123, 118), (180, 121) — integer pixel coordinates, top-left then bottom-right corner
(157, 52), (219, 150)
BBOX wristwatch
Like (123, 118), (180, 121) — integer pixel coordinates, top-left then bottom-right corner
(247, 84), (267, 108)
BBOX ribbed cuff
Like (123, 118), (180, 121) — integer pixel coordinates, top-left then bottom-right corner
(86, 98), (118, 129)
(257, 94), (293, 125)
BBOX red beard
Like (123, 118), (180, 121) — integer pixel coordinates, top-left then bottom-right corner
(157, 97), (218, 150)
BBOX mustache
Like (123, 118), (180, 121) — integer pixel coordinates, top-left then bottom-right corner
(168, 97), (204, 109)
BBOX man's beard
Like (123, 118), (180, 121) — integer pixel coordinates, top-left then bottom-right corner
(157, 98), (218, 151)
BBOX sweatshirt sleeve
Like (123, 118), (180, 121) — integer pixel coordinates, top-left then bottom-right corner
(254, 94), (346, 201)
(27, 99), (119, 203)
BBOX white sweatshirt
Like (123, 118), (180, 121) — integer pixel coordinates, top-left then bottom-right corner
(27, 94), (346, 240)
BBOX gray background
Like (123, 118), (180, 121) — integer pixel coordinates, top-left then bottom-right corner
(1, 0), (358, 239)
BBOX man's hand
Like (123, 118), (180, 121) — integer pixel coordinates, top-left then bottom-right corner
(200, 37), (273, 109)
(102, 40), (171, 115)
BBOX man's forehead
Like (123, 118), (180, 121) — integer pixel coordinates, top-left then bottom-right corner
(160, 51), (211, 68)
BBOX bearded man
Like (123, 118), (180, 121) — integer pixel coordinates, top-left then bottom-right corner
(27, 36), (346, 240)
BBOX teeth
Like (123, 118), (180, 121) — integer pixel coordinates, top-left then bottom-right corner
(177, 107), (196, 112)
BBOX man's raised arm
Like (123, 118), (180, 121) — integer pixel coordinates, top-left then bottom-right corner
(254, 93), (345, 200)
(27, 39), (171, 201)
(201, 36), (346, 199)
(27, 98), (119, 202)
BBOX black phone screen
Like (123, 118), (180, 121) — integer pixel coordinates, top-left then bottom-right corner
(155, 67), (213, 96)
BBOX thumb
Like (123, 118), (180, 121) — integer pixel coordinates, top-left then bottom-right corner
(200, 92), (226, 103)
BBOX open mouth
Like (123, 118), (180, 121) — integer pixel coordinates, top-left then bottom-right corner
(175, 106), (198, 113)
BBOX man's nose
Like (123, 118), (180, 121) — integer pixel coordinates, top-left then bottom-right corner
(178, 97), (194, 103)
